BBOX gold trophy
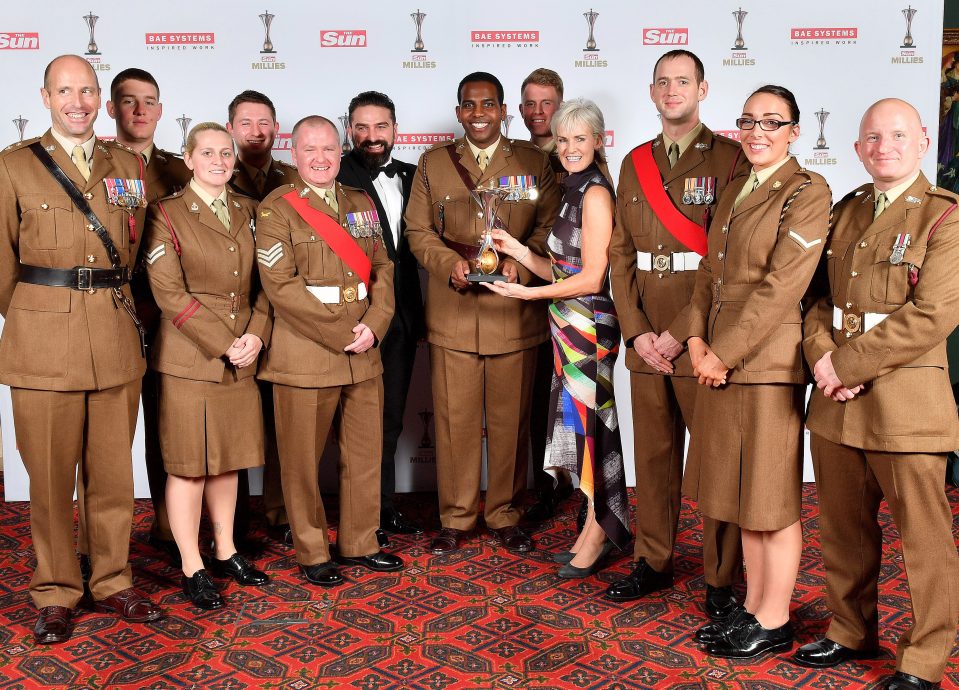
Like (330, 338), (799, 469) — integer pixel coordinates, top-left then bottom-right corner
(467, 185), (509, 283)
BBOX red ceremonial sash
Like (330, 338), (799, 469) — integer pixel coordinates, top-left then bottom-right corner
(282, 190), (372, 285)
(631, 142), (708, 256)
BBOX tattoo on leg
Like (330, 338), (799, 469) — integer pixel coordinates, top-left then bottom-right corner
(213, 522), (222, 535)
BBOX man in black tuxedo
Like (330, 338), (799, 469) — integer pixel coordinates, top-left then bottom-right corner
(338, 91), (425, 544)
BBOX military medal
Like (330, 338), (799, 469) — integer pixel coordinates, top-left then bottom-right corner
(104, 178), (146, 241)
(682, 177), (716, 205)
(890, 233), (910, 265)
(345, 210), (381, 238)
(497, 175), (538, 201)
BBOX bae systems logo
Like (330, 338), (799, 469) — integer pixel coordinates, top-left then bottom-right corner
(714, 130), (742, 142)
(394, 132), (455, 152)
(146, 33), (215, 51)
(471, 30), (540, 48)
(321, 30), (367, 47)
(791, 27), (858, 45)
(642, 28), (688, 45)
(0, 32), (39, 49)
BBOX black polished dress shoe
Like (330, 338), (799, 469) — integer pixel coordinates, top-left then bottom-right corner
(706, 613), (794, 658)
(490, 526), (533, 552)
(552, 550), (575, 564)
(886, 671), (941, 689)
(34, 606), (73, 644)
(338, 551), (404, 572)
(381, 508), (423, 535)
(792, 637), (880, 668)
(211, 553), (269, 586)
(301, 562), (345, 587)
(181, 570), (223, 610)
(557, 542), (614, 579)
(430, 528), (465, 554)
(695, 605), (748, 644)
(376, 529), (390, 548)
(604, 558), (673, 601)
(705, 584), (739, 620)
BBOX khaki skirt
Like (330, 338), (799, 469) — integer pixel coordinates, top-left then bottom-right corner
(158, 370), (264, 477)
(682, 382), (804, 531)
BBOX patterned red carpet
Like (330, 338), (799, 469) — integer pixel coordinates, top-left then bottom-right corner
(0, 479), (956, 689)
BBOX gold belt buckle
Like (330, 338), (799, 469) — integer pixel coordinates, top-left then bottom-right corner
(653, 254), (671, 272)
(343, 286), (357, 303)
(843, 313), (861, 334)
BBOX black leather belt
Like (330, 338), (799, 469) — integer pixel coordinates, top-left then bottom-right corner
(18, 264), (131, 290)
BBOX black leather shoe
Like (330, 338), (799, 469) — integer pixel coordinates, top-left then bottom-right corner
(181, 570), (223, 610)
(705, 584), (739, 620)
(706, 613), (794, 658)
(792, 637), (880, 668)
(301, 562), (344, 587)
(557, 542), (614, 579)
(552, 550), (575, 564)
(211, 553), (269, 586)
(490, 526), (533, 552)
(430, 528), (465, 554)
(34, 606), (73, 644)
(338, 551), (404, 572)
(886, 671), (941, 689)
(695, 605), (748, 644)
(381, 508), (423, 535)
(604, 558), (673, 601)
(376, 529), (390, 548)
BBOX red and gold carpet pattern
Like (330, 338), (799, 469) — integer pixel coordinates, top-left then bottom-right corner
(0, 481), (956, 689)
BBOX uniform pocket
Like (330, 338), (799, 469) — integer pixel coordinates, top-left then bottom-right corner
(19, 193), (74, 250)
(290, 229), (315, 275)
(869, 242), (925, 305)
(0, 284), (71, 377)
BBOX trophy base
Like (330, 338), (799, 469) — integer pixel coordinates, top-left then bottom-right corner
(814, 145), (829, 150)
(260, 49), (277, 54)
(411, 48), (427, 53)
(467, 273), (506, 283)
(900, 43), (914, 48)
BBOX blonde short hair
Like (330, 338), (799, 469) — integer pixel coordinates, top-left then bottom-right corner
(185, 121), (232, 155)
(550, 98), (606, 161)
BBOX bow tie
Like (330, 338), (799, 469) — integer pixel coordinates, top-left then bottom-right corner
(372, 161), (399, 179)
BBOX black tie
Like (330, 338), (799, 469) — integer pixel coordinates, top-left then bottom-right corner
(373, 161), (398, 179)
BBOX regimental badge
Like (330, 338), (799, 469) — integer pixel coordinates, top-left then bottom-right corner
(694, 142), (708, 150)
(345, 209), (381, 238)
(682, 177), (716, 205)
(905, 195), (921, 204)
(890, 233), (910, 265)
(497, 175), (539, 201)
(103, 178), (147, 210)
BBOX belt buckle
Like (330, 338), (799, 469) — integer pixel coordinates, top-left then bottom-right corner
(343, 286), (357, 303)
(76, 267), (95, 293)
(843, 313), (861, 334)
(653, 254), (671, 273)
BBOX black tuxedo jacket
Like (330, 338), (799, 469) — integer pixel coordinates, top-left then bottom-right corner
(337, 151), (424, 339)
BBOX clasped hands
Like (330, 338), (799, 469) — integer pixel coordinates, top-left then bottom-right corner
(812, 350), (862, 401)
(227, 333), (263, 368)
(633, 331), (683, 374)
(687, 337), (728, 387)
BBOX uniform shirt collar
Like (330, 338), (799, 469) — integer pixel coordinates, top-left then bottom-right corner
(753, 155), (792, 187)
(875, 171), (921, 206)
(240, 158), (271, 181)
(189, 178), (228, 209)
(141, 143), (155, 165)
(51, 129), (96, 163)
(466, 136), (502, 165)
(662, 122), (703, 159)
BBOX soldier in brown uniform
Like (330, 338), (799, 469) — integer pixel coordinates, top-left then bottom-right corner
(256, 116), (403, 587)
(0, 55), (160, 644)
(405, 72), (561, 554)
(607, 50), (747, 617)
(79, 68), (192, 565)
(144, 122), (271, 611)
(225, 89), (299, 545)
(794, 99), (959, 690)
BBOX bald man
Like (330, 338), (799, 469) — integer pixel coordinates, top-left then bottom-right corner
(795, 99), (959, 690)
(0, 55), (160, 644)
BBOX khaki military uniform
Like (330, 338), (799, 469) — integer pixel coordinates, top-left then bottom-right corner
(405, 137), (560, 531)
(144, 186), (270, 476)
(256, 181), (394, 564)
(0, 130), (147, 609)
(609, 127), (748, 583)
(803, 173), (959, 683)
(682, 157), (831, 530)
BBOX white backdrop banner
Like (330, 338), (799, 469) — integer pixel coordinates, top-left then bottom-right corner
(0, 0), (944, 499)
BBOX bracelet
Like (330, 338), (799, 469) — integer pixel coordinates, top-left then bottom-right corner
(516, 246), (530, 263)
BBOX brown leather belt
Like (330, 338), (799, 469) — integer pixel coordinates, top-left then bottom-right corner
(19, 264), (131, 291)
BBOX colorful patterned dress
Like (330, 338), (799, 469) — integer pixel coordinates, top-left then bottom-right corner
(544, 163), (630, 548)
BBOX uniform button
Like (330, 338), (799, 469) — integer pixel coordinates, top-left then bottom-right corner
(631, 195), (638, 202)
(40, 203), (49, 210)
(83, 192), (93, 200)
(826, 249), (832, 256)
(310, 235), (316, 241)
(717, 252), (725, 261)
(229, 246), (235, 252)
(87, 224), (95, 232)
(476, 212), (483, 218)
(845, 302), (852, 309)
(657, 273), (663, 279)
(845, 332), (852, 338)
(230, 292), (236, 298)
(229, 314), (236, 320)
(233, 270), (239, 276)
(721, 226), (728, 234)
(859, 241), (867, 248)
(850, 271), (858, 277)
(347, 271), (353, 277)
(87, 255), (96, 263)
(657, 244), (665, 250)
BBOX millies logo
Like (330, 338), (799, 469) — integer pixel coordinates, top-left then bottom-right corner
(0, 32), (39, 50)
(642, 28), (688, 45)
(320, 30), (367, 47)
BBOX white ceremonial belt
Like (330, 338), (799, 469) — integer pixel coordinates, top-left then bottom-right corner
(307, 282), (368, 304)
(636, 250), (702, 273)
(832, 306), (888, 335)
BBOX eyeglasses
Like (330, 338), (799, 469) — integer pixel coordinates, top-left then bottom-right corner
(736, 118), (797, 131)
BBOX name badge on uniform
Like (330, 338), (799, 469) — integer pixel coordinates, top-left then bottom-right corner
(682, 177), (716, 205)
(497, 175), (539, 201)
(890, 233), (910, 265)
(345, 209), (381, 238)
(104, 178), (147, 210)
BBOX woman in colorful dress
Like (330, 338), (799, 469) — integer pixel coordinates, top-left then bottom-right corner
(484, 98), (630, 577)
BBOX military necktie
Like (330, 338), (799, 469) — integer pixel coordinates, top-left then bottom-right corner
(874, 191), (889, 220)
(323, 187), (338, 213)
(477, 150), (489, 171)
(667, 143), (679, 169)
(732, 171), (759, 210)
(72, 145), (90, 182)
(211, 198), (230, 229)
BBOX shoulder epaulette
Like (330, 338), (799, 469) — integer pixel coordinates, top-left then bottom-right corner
(1, 136), (39, 153)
